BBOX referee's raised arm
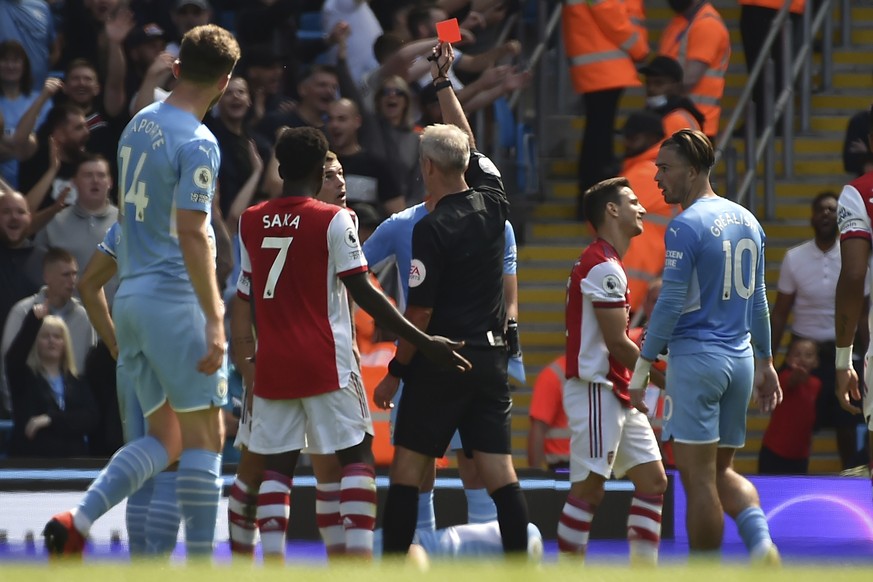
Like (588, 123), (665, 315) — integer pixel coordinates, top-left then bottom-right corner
(430, 42), (475, 149)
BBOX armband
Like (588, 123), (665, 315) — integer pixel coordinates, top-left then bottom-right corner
(433, 79), (453, 92)
(835, 346), (853, 370)
(388, 357), (411, 379)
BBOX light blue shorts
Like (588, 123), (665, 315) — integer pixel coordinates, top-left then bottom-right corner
(114, 295), (228, 417)
(662, 352), (753, 447)
(115, 362), (145, 443)
(390, 380), (463, 453)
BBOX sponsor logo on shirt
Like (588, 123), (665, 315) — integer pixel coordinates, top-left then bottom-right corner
(409, 259), (426, 288)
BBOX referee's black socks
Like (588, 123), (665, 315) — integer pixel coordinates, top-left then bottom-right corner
(382, 484), (419, 554)
(491, 482), (530, 554)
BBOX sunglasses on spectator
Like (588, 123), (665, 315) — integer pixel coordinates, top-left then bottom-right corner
(379, 87), (407, 98)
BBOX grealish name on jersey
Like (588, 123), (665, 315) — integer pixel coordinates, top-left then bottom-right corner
(262, 213), (302, 229)
(130, 117), (166, 149)
(708, 211), (755, 237)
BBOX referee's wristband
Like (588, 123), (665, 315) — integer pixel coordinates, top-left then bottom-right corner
(433, 79), (452, 92)
(388, 357), (410, 379)
(835, 346), (853, 370)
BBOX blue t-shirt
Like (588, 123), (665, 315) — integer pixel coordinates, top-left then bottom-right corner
(0, 93), (51, 188)
(0, 1), (55, 87)
(642, 196), (769, 360)
(363, 202), (517, 304)
(114, 101), (220, 300)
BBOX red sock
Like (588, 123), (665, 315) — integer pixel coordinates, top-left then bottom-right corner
(340, 463), (377, 558)
(557, 495), (595, 556)
(316, 482), (344, 557)
(228, 478), (257, 556)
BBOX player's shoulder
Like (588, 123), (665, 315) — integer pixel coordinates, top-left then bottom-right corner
(388, 202), (427, 223)
(577, 239), (620, 274)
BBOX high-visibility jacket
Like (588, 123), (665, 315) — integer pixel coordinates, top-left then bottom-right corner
(359, 346), (396, 467)
(562, 0), (649, 94)
(621, 143), (677, 312)
(739, 0), (804, 14)
(659, 2), (730, 137)
(663, 107), (702, 136)
(528, 356), (570, 466)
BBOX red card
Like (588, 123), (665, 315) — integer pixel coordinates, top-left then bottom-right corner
(436, 18), (462, 44)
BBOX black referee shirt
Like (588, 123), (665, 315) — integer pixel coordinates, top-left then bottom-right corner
(407, 150), (509, 340)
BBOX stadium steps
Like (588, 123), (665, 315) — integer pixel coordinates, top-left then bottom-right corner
(511, 0), (867, 475)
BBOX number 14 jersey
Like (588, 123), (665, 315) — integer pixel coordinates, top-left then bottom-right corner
(237, 196), (369, 400)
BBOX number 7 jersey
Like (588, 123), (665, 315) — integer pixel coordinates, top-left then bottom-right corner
(115, 101), (221, 299)
(236, 196), (369, 400)
(659, 196), (767, 357)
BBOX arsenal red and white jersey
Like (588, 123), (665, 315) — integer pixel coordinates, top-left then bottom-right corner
(565, 238), (631, 405)
(837, 172), (873, 357)
(237, 196), (368, 399)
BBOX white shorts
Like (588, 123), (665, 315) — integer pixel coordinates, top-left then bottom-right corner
(248, 374), (374, 455)
(563, 378), (661, 482)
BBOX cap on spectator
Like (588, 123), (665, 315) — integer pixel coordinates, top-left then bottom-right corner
(349, 202), (383, 229)
(622, 110), (665, 139)
(175, 0), (211, 10)
(638, 55), (684, 83)
(244, 45), (284, 69)
(125, 23), (166, 50)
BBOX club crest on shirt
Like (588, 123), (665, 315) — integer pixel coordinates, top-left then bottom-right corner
(194, 165), (213, 189)
(602, 274), (622, 297)
(344, 227), (358, 248)
(409, 259), (426, 288)
(217, 377), (228, 399)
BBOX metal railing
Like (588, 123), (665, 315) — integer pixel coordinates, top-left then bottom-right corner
(715, 0), (851, 218)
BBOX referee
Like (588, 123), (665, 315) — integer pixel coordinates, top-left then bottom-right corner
(377, 42), (530, 556)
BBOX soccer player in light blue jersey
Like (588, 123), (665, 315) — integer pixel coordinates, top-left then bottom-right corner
(44, 25), (241, 559)
(364, 173), (521, 531)
(629, 130), (782, 563)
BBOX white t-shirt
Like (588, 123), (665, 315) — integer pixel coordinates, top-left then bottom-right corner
(777, 239), (845, 342)
(322, 0), (382, 86)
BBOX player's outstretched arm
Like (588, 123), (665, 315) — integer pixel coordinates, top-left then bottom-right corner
(834, 237), (869, 414)
(343, 271), (471, 372)
(77, 249), (118, 359)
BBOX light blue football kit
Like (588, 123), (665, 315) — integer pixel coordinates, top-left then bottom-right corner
(640, 196), (771, 447)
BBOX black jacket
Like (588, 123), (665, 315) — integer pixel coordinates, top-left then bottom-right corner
(5, 309), (98, 457)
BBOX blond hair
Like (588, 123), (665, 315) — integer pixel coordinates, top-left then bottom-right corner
(419, 124), (470, 174)
(27, 315), (77, 377)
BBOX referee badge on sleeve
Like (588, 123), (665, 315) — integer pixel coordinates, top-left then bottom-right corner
(409, 259), (426, 288)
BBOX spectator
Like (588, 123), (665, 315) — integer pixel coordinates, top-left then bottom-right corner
(59, 0), (121, 74)
(526, 354), (569, 472)
(759, 337), (821, 475)
(620, 111), (675, 315)
(639, 55), (705, 137)
(326, 97), (405, 216)
(239, 46), (289, 131)
(205, 76), (268, 229)
(254, 64), (339, 144)
(34, 153), (119, 301)
(658, 0), (730, 139)
(9, 76), (64, 184)
(2, 247), (97, 389)
(364, 75), (424, 204)
(322, 0), (383, 86)
(739, 0), (804, 133)
(17, 102), (90, 208)
(770, 191), (868, 470)
(123, 23), (169, 109)
(5, 303), (97, 458)
(843, 105), (872, 177)
(166, 0), (213, 57)
(0, 0), (58, 88)
(0, 41), (53, 188)
(562, 0), (648, 220)
(0, 190), (46, 417)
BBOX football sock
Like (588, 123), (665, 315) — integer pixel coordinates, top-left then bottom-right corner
(557, 494), (595, 557)
(73, 436), (169, 535)
(735, 506), (773, 556)
(466, 487), (498, 524)
(417, 490), (436, 531)
(341, 463), (377, 557)
(176, 449), (222, 557)
(125, 477), (153, 555)
(627, 493), (663, 565)
(316, 482), (344, 556)
(490, 482), (530, 553)
(145, 471), (181, 555)
(228, 478), (257, 555)
(256, 471), (291, 560)
(381, 484), (419, 554)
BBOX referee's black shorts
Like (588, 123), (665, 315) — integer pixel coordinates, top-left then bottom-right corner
(393, 346), (511, 458)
